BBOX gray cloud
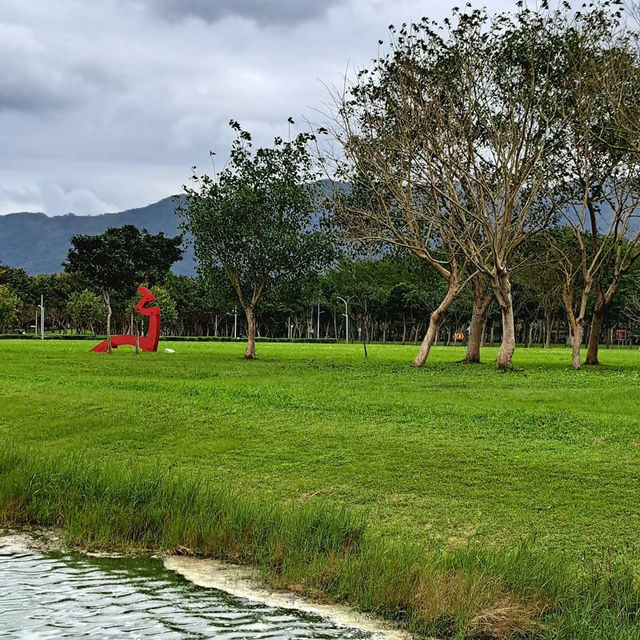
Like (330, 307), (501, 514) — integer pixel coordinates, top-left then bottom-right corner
(140, 0), (340, 26)
(0, 0), (510, 216)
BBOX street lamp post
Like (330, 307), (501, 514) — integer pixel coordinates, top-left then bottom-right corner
(337, 296), (349, 344)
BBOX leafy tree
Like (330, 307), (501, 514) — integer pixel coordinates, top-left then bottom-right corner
(181, 121), (333, 358)
(32, 273), (78, 333)
(66, 289), (105, 334)
(150, 285), (178, 334)
(64, 225), (183, 351)
(0, 285), (22, 332)
(0, 265), (33, 331)
(0, 265), (31, 302)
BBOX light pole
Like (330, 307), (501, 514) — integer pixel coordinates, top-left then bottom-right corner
(337, 296), (349, 344)
(233, 307), (238, 339)
(316, 303), (320, 339)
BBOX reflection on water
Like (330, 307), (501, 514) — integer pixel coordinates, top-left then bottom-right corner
(0, 540), (376, 639)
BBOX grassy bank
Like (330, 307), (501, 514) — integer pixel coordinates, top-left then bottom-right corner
(1, 341), (640, 637)
(2, 449), (638, 639)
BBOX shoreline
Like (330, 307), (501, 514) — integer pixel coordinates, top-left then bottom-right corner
(1, 528), (412, 640)
(165, 555), (413, 640)
(2, 445), (638, 639)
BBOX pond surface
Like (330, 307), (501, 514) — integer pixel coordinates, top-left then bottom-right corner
(0, 539), (378, 639)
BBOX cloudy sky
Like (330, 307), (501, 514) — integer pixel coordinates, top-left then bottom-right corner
(0, 0), (511, 216)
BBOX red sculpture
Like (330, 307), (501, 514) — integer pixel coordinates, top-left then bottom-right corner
(91, 286), (161, 353)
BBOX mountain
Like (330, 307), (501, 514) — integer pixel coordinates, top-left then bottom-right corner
(0, 180), (347, 277)
(0, 195), (197, 275)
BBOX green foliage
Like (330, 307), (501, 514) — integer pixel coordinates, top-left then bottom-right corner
(64, 225), (183, 302)
(0, 265), (31, 302)
(149, 285), (178, 333)
(181, 122), (333, 311)
(0, 285), (22, 331)
(66, 289), (104, 333)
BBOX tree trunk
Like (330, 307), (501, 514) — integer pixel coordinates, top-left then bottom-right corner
(585, 311), (602, 364)
(544, 311), (553, 349)
(104, 291), (113, 354)
(413, 280), (461, 367)
(465, 276), (493, 363)
(585, 300), (605, 365)
(494, 271), (515, 370)
(572, 321), (584, 370)
(465, 309), (485, 363)
(244, 307), (256, 359)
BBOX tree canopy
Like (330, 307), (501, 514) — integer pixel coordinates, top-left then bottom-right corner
(181, 121), (334, 358)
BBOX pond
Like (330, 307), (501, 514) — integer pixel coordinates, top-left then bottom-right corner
(0, 537), (381, 639)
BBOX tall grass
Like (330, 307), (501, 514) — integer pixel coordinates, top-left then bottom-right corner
(0, 448), (638, 639)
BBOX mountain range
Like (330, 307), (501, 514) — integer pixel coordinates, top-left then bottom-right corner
(0, 180), (344, 276)
(0, 195), (196, 275)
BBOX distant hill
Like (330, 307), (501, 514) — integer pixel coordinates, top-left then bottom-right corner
(0, 180), (347, 276)
(0, 195), (196, 275)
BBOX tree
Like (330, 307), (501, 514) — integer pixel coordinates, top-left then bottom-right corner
(181, 121), (333, 359)
(548, 4), (640, 368)
(0, 285), (22, 332)
(64, 225), (183, 352)
(330, 53), (472, 366)
(32, 273), (77, 333)
(331, 6), (566, 369)
(0, 265), (33, 332)
(150, 285), (178, 335)
(66, 289), (105, 334)
(466, 275), (494, 363)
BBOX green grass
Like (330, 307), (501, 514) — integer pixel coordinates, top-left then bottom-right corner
(1, 340), (639, 638)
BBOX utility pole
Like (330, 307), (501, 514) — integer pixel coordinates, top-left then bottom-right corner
(317, 303), (320, 339)
(337, 296), (349, 344)
(40, 294), (44, 340)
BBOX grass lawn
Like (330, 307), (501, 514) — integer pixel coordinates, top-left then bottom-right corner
(1, 340), (640, 638)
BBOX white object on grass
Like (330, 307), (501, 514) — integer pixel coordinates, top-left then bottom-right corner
(165, 348), (176, 353)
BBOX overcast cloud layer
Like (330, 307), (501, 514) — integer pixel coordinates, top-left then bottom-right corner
(0, 0), (510, 216)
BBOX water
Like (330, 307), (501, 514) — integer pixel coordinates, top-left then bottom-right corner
(0, 541), (377, 639)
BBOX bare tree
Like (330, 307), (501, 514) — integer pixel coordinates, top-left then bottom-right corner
(433, 8), (570, 370)
(329, 7), (567, 369)
(329, 167), (472, 367)
(548, 6), (640, 368)
(326, 32), (475, 366)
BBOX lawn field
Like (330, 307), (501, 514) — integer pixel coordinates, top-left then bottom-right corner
(1, 340), (640, 638)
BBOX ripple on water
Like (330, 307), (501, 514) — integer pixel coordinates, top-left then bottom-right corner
(0, 543), (377, 639)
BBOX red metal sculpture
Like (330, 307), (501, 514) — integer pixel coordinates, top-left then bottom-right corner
(91, 286), (161, 353)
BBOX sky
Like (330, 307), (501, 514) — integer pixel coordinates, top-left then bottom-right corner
(0, 0), (511, 216)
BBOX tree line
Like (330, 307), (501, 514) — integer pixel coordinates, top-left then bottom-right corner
(1, 2), (640, 370)
(2, 246), (640, 351)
